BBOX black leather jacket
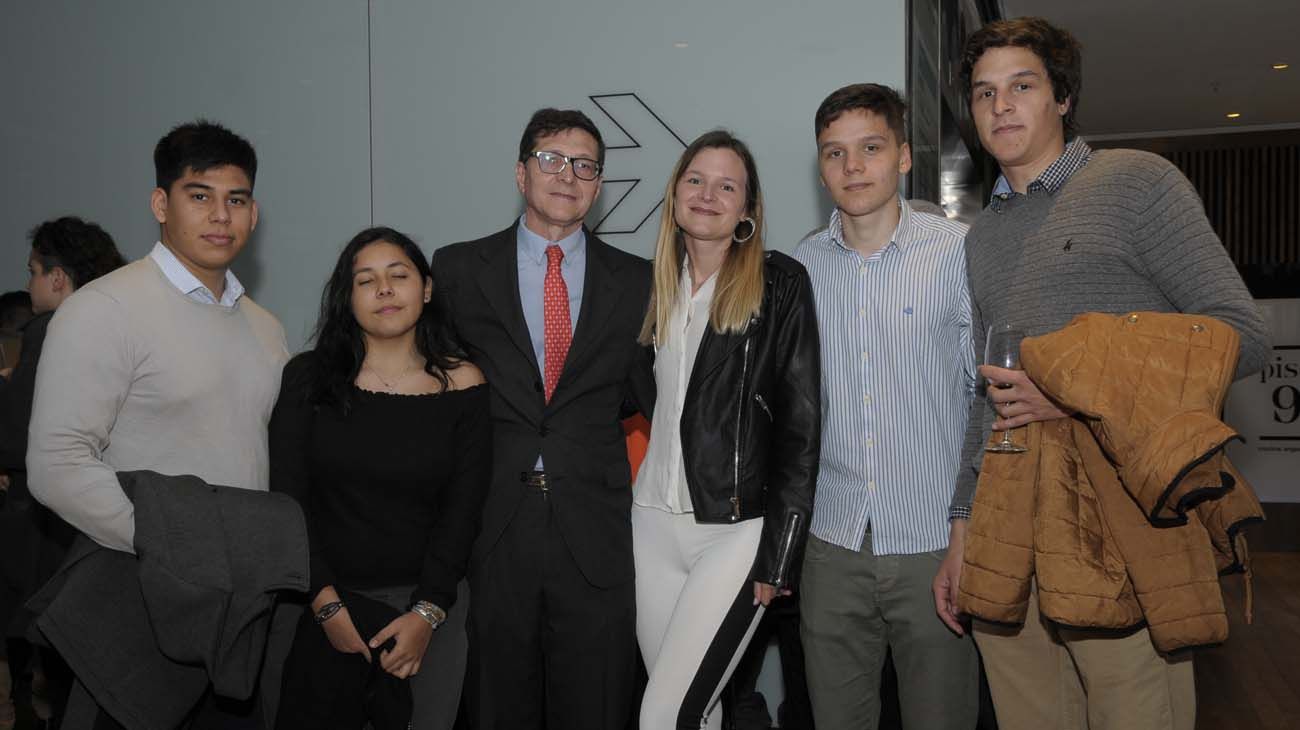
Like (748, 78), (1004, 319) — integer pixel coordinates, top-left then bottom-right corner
(645, 251), (821, 588)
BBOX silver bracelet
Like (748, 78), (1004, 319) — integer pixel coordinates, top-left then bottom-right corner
(313, 601), (344, 624)
(410, 601), (446, 630)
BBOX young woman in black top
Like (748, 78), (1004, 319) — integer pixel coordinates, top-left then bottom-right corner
(270, 227), (489, 730)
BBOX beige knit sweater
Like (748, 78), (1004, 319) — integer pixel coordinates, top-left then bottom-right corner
(27, 256), (288, 552)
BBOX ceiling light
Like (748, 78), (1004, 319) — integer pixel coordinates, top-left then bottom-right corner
(1226, 112), (1242, 119)
(1273, 63), (1289, 70)
(673, 41), (689, 48)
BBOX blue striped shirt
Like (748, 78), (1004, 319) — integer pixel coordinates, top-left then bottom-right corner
(793, 199), (976, 555)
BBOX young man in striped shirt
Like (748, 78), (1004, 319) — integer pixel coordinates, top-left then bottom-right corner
(793, 83), (979, 729)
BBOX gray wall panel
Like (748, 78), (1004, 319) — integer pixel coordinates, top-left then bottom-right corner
(2, 1), (904, 350)
(0, 1), (371, 349)
(370, 0), (905, 259)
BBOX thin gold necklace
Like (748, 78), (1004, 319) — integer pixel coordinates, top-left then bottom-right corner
(364, 360), (419, 393)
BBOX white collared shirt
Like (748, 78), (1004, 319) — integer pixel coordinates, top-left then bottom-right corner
(148, 241), (245, 308)
(633, 259), (718, 514)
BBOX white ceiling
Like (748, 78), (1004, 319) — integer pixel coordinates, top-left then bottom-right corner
(999, 0), (1300, 137)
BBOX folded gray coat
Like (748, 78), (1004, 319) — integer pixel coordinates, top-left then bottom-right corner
(28, 470), (309, 730)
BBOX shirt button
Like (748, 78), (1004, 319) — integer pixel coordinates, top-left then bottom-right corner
(863, 394), (872, 405)
(858, 308), (866, 318)
(861, 351), (869, 361)
(865, 436), (875, 448)
(867, 480), (877, 493)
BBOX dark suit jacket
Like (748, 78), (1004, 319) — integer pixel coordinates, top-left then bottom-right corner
(431, 222), (651, 588)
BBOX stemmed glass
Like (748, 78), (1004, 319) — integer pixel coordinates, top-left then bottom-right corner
(985, 323), (1029, 454)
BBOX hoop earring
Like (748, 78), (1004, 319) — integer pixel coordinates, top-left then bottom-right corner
(733, 217), (756, 243)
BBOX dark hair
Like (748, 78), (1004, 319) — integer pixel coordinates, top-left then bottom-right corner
(29, 216), (126, 290)
(304, 226), (465, 411)
(154, 120), (258, 192)
(961, 17), (1083, 138)
(517, 108), (606, 168)
(0, 291), (33, 330)
(814, 83), (908, 144)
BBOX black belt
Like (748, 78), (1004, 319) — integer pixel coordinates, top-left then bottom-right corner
(520, 471), (550, 491)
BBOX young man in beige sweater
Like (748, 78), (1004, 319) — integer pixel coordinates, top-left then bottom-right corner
(27, 120), (289, 728)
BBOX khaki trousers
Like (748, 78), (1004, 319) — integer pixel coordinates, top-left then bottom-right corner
(973, 583), (1195, 730)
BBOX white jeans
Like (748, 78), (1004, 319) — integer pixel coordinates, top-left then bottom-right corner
(633, 505), (765, 730)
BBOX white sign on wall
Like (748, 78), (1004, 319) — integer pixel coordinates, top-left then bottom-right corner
(1224, 299), (1300, 503)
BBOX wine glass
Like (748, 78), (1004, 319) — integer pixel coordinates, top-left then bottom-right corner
(985, 323), (1029, 454)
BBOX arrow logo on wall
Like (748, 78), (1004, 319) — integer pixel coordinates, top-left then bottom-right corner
(588, 93), (688, 235)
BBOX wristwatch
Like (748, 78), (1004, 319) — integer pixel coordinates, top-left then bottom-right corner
(410, 600), (447, 630)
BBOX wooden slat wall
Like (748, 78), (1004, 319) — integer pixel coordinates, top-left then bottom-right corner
(1091, 131), (1300, 270)
(1167, 144), (1300, 266)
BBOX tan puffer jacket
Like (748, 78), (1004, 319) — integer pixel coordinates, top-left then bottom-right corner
(957, 312), (1263, 652)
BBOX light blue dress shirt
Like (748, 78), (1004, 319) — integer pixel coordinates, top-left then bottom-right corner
(516, 216), (585, 372)
(793, 199), (976, 556)
(148, 241), (245, 307)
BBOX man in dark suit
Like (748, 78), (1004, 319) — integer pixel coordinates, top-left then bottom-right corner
(431, 108), (651, 730)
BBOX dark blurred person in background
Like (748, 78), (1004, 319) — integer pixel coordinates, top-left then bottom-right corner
(0, 292), (34, 384)
(0, 217), (125, 729)
(0, 291), (33, 332)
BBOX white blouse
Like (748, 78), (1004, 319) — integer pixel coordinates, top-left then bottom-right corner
(633, 260), (717, 514)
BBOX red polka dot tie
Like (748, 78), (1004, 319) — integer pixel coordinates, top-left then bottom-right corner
(543, 244), (571, 403)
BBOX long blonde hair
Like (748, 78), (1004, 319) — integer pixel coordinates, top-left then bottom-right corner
(638, 130), (766, 346)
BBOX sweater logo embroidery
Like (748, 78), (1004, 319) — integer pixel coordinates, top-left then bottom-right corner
(1063, 238), (1075, 251)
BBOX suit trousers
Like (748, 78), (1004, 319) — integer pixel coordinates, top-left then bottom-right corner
(973, 581), (1195, 730)
(466, 486), (637, 730)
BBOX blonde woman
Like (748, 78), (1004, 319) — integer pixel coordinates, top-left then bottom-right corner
(633, 130), (820, 729)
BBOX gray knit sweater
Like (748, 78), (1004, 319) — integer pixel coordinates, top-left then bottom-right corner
(951, 147), (1270, 517)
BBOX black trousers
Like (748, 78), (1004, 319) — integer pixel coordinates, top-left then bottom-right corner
(275, 590), (409, 730)
(465, 488), (636, 730)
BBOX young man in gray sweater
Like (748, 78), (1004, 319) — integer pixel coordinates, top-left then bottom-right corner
(930, 17), (1269, 730)
(27, 121), (289, 728)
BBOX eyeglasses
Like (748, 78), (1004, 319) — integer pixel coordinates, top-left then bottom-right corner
(530, 150), (602, 181)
